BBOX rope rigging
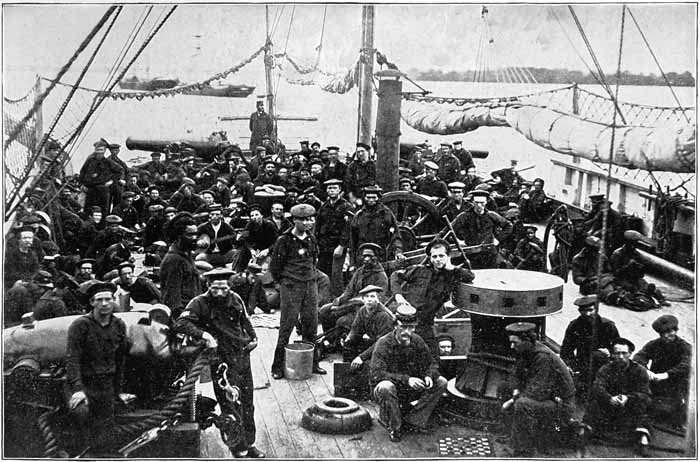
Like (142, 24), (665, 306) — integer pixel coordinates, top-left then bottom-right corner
(3, 6), (117, 151)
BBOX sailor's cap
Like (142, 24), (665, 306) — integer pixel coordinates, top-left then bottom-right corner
(424, 161), (439, 170)
(574, 294), (598, 309)
(358, 284), (384, 296)
(652, 314), (678, 333)
(290, 203), (316, 218)
(505, 322), (537, 335)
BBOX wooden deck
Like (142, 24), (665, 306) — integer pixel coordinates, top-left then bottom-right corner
(200, 289), (693, 459)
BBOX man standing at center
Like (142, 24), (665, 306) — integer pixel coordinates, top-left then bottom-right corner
(269, 204), (326, 379)
(249, 100), (274, 153)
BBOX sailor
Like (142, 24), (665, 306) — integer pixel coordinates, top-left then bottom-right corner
(503, 322), (575, 457)
(254, 158), (281, 186)
(318, 242), (388, 354)
(115, 262), (161, 304)
(461, 166), (484, 192)
(168, 177), (204, 213)
(269, 204), (326, 379)
(269, 201), (292, 234)
(452, 189), (513, 268)
(324, 146), (347, 182)
(144, 204), (167, 247)
(196, 203), (237, 268)
(33, 271), (72, 321)
(610, 230), (668, 306)
(142, 151), (168, 185)
(237, 204), (279, 270)
(370, 304), (448, 442)
(112, 191), (141, 229)
(584, 194), (625, 256)
(79, 139), (120, 216)
(349, 185), (402, 263)
(66, 281), (129, 451)
(107, 142), (128, 210)
(415, 161), (449, 199)
(145, 185), (168, 210)
(182, 154), (198, 178)
(344, 142), (376, 199)
(571, 235), (615, 300)
(560, 295), (620, 400)
(75, 258), (96, 284)
(393, 238), (474, 359)
(160, 212), (201, 319)
(439, 181), (470, 221)
(5, 269), (53, 326)
(212, 176), (232, 209)
(86, 214), (125, 259)
(343, 284), (394, 371)
(633, 315), (691, 428)
(519, 177), (550, 222)
(163, 158), (187, 197)
(315, 178), (354, 296)
(583, 337), (652, 455)
(512, 225), (546, 271)
(4, 225), (40, 289)
(297, 139), (313, 157)
(174, 267), (265, 458)
(434, 142), (461, 183)
(452, 140), (475, 172)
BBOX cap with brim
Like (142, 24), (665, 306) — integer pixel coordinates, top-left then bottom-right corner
(311, 142), (321, 148)
(309, 158), (324, 167)
(248, 204), (264, 214)
(182, 177), (195, 187)
(589, 194), (605, 202)
(152, 241), (168, 248)
(118, 262), (135, 272)
(358, 242), (383, 256)
(363, 185), (383, 196)
(574, 294), (598, 309)
(505, 322), (537, 334)
(439, 143), (452, 148)
(217, 177), (230, 185)
(122, 191), (136, 199)
(147, 185), (160, 193)
(356, 142), (371, 151)
(327, 146), (339, 151)
(453, 141), (463, 145)
(109, 143), (121, 149)
(448, 182), (466, 190)
(195, 261), (214, 273)
(652, 314), (678, 333)
(437, 334), (455, 343)
(399, 167), (412, 174)
(34, 270), (54, 287)
(399, 177), (415, 185)
(78, 258), (96, 266)
(86, 281), (117, 299)
(151, 152), (162, 157)
(208, 204), (223, 213)
(290, 203), (316, 218)
(203, 267), (235, 281)
(164, 206), (177, 214)
(470, 190), (490, 199)
(200, 190), (215, 198)
(94, 139), (108, 148)
(396, 304), (417, 324)
(612, 337), (635, 352)
(584, 235), (600, 247)
(255, 146), (267, 153)
(148, 204), (164, 212)
(624, 230), (643, 241)
(523, 224), (537, 232)
(299, 140), (310, 145)
(358, 284), (384, 296)
(424, 161), (439, 170)
(105, 215), (122, 224)
(324, 179), (343, 187)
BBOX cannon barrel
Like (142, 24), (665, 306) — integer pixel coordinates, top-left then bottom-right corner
(399, 142), (488, 159)
(125, 137), (231, 161)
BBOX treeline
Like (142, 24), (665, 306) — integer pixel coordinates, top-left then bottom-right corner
(407, 67), (696, 86)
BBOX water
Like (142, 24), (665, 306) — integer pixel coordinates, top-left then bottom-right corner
(42, 79), (694, 188)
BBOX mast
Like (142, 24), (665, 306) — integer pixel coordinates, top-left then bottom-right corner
(357, 4), (374, 145)
(265, 5), (277, 139)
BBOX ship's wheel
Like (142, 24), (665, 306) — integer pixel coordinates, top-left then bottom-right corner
(381, 191), (444, 252)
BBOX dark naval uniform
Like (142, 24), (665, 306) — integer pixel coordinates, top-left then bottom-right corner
(79, 156), (120, 215)
(174, 291), (258, 454)
(452, 208), (513, 268)
(415, 177), (449, 199)
(315, 196), (353, 294)
(435, 152), (461, 183)
(350, 203), (400, 262)
(160, 241), (201, 319)
(345, 160), (376, 197)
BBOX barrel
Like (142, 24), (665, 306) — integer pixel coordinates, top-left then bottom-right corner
(285, 342), (314, 380)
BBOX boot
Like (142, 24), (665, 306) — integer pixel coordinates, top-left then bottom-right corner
(271, 346), (285, 379)
(312, 346), (327, 375)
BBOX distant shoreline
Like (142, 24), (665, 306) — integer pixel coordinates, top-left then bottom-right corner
(408, 68), (696, 87)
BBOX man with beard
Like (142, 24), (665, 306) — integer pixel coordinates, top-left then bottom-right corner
(350, 186), (401, 263)
(370, 304), (447, 442)
(254, 158), (281, 186)
(452, 190), (513, 268)
(560, 295), (620, 400)
(269, 204), (326, 379)
(503, 322), (575, 457)
(393, 239), (474, 359)
(315, 179), (354, 296)
(196, 204), (237, 268)
(343, 285), (394, 371)
(519, 178), (550, 222)
(345, 143), (376, 200)
(452, 140), (474, 172)
(5, 270), (53, 326)
(583, 337), (651, 454)
(160, 212), (201, 319)
(238, 205), (278, 270)
(174, 268), (264, 458)
(79, 139), (120, 216)
(633, 315), (692, 428)
(115, 262), (161, 304)
(249, 100), (274, 153)
(66, 281), (129, 452)
(318, 243), (388, 354)
(512, 225), (546, 271)
(415, 161), (449, 199)
(75, 258), (96, 284)
(324, 146), (346, 182)
(4, 225), (40, 288)
(434, 143), (461, 184)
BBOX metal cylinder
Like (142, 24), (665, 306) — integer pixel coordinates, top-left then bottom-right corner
(637, 248), (695, 289)
(375, 70), (403, 193)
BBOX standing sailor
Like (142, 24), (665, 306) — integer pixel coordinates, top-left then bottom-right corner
(249, 100), (274, 152)
(79, 139), (119, 216)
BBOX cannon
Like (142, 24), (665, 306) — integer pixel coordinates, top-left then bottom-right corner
(125, 137), (232, 161)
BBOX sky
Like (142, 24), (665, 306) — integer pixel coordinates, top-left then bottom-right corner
(2, 3), (697, 98)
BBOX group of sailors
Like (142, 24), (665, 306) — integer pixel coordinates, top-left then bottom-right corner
(2, 130), (688, 457)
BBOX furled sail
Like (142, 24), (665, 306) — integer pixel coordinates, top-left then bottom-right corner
(401, 95), (696, 173)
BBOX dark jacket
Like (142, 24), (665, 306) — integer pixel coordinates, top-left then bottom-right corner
(345, 160), (376, 196)
(350, 203), (399, 258)
(315, 197), (354, 250)
(347, 303), (395, 361)
(516, 342), (575, 404)
(370, 331), (439, 389)
(560, 314), (620, 372)
(269, 230), (318, 283)
(160, 242), (201, 318)
(197, 221), (237, 254)
(337, 263), (389, 305)
(453, 209), (513, 245)
(633, 336), (692, 397)
(79, 156), (120, 187)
